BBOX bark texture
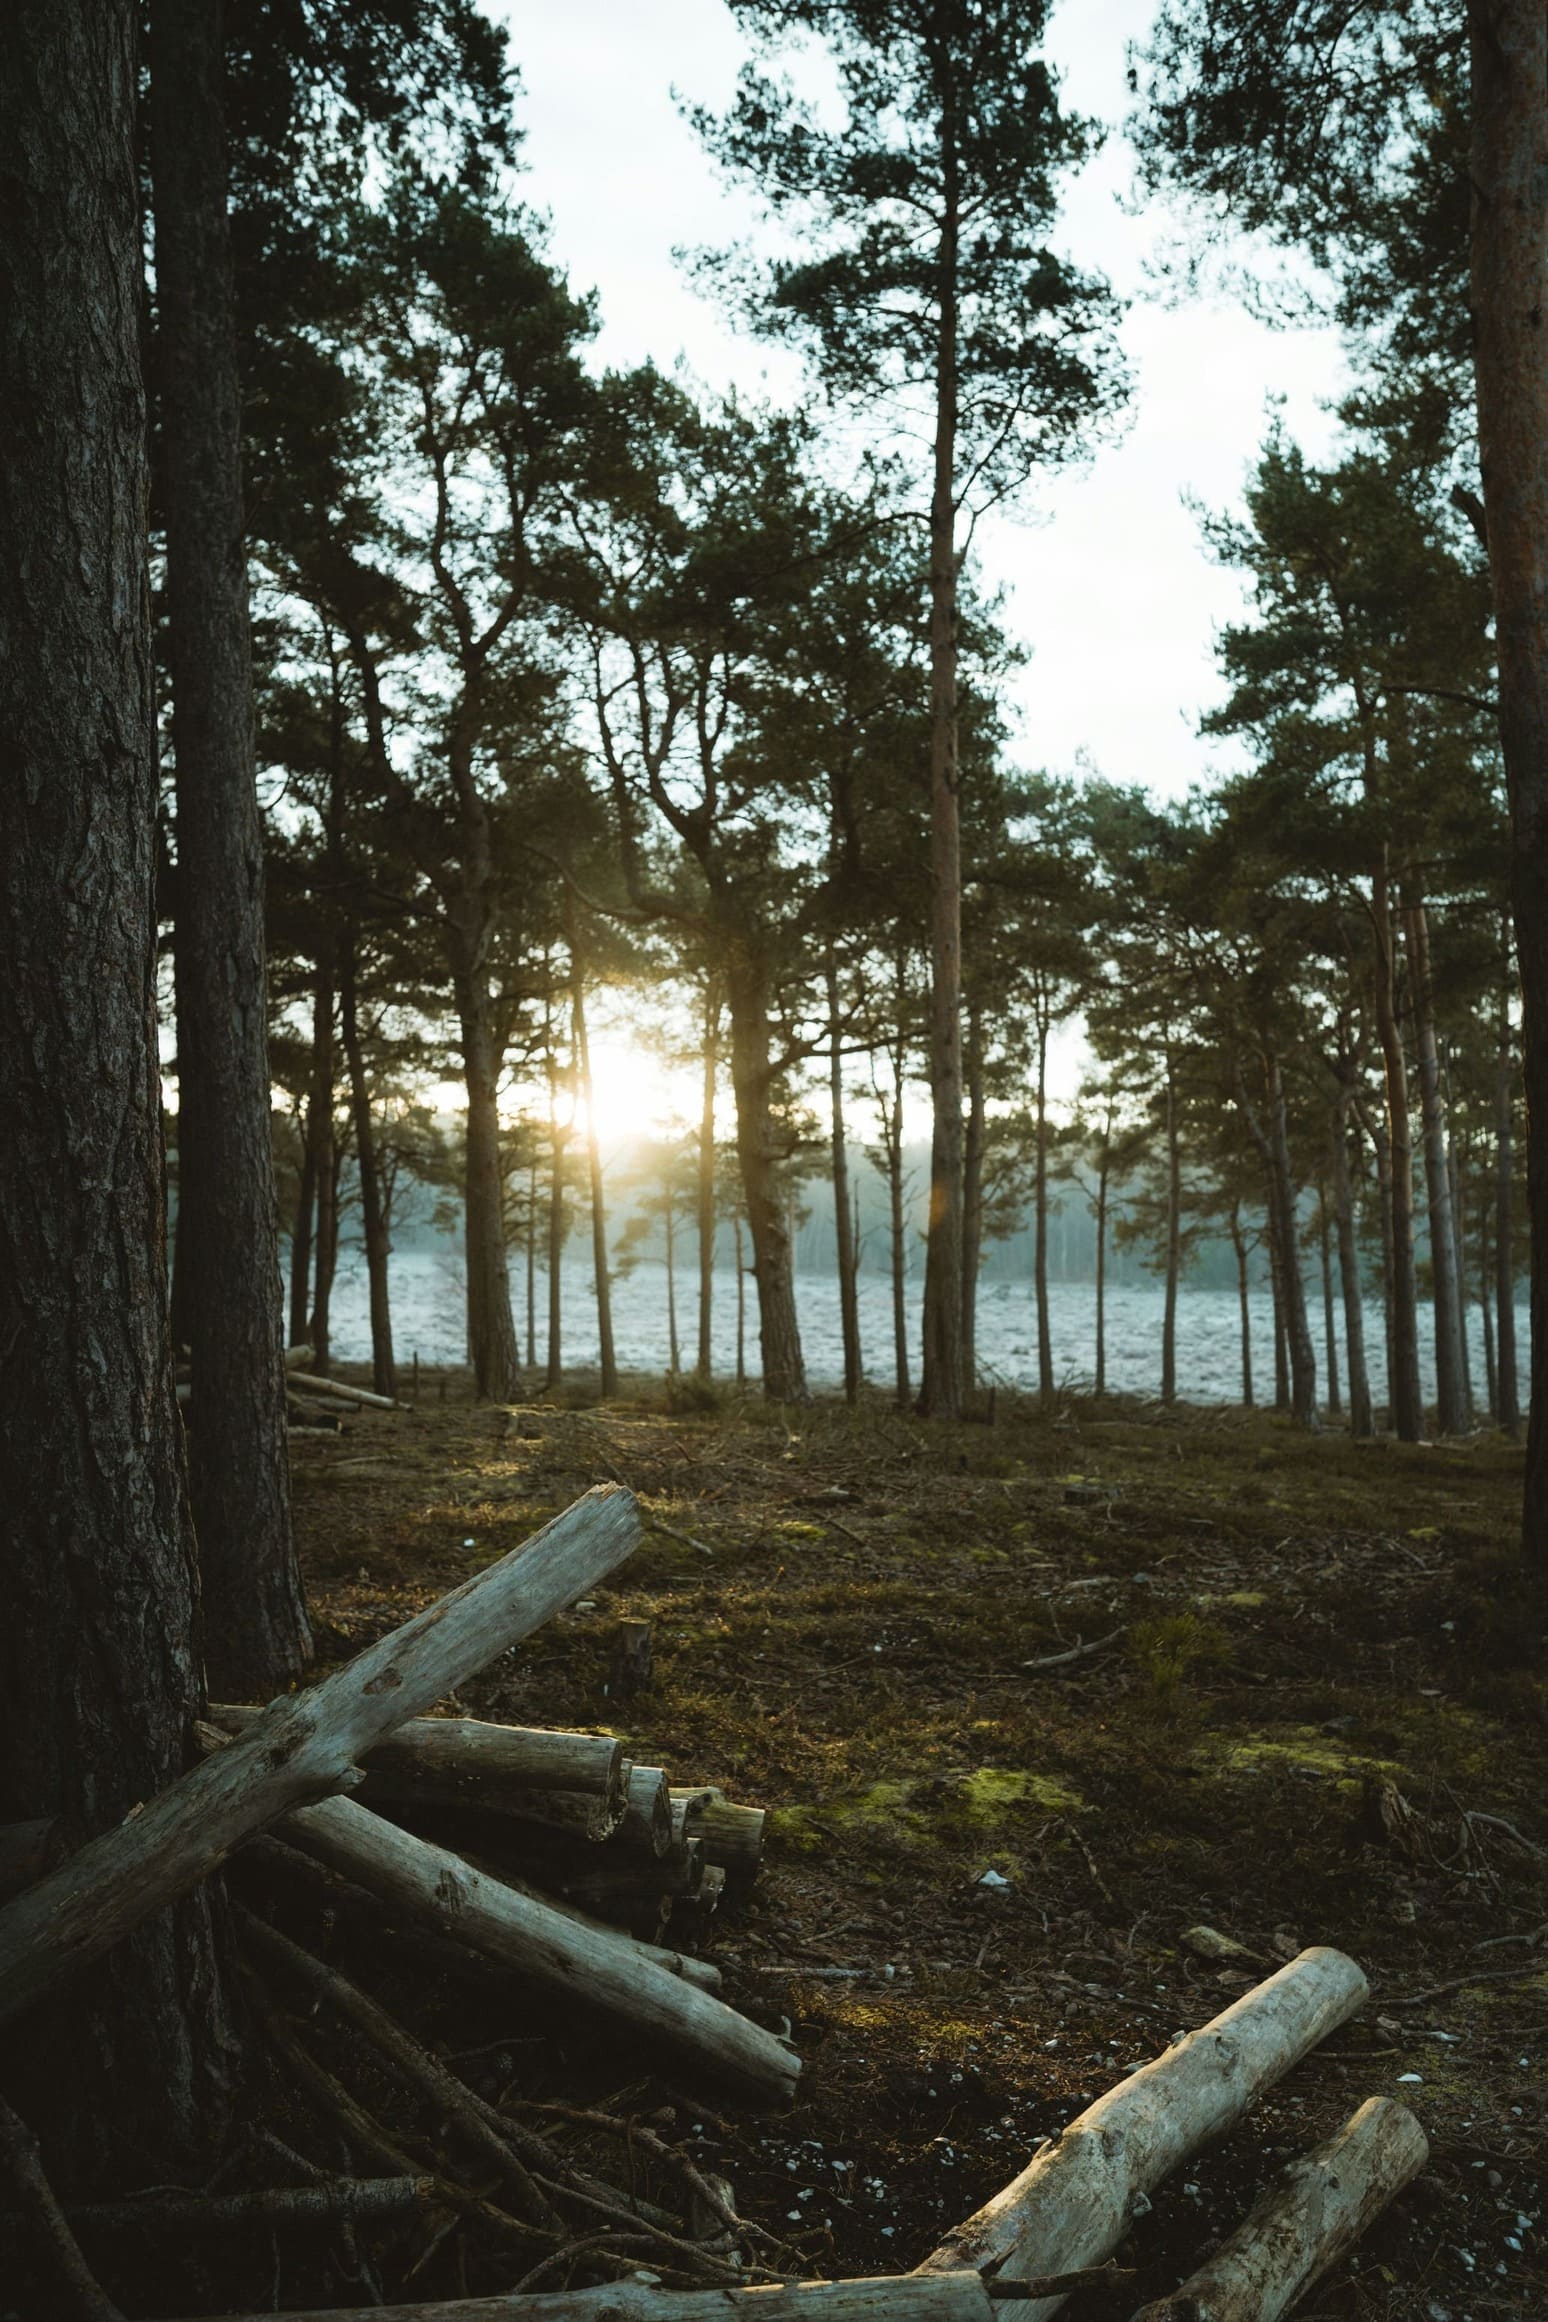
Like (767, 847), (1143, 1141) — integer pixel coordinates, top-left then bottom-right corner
(149, 0), (309, 1694)
(1469, 2), (1548, 1544)
(0, 0), (235, 2166)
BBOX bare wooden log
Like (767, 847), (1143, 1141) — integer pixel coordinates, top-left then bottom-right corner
(56, 2176), (437, 2236)
(918, 1946), (1370, 2319)
(288, 1368), (399, 1410)
(211, 1707), (630, 1841)
(272, 1792), (799, 2105)
(1130, 2097), (1429, 2322)
(0, 1484), (640, 2026)
(672, 1791), (766, 1881)
(527, 1838), (706, 1912)
(0, 2092), (124, 2322)
(172, 2270), (999, 2322)
(620, 1766), (673, 1856)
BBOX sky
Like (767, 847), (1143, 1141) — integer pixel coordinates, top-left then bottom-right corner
(496, 0), (1350, 805)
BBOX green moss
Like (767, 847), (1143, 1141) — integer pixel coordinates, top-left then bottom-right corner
(959, 1767), (1085, 1819)
(1211, 1726), (1405, 1790)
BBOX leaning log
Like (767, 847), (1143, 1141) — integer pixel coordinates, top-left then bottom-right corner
(918, 1946), (1369, 2319)
(1130, 2097), (1429, 2322)
(287, 1369), (399, 1410)
(0, 1485), (640, 2027)
(271, 1790), (799, 2106)
(211, 1707), (630, 1842)
(171, 2271), (1000, 2322)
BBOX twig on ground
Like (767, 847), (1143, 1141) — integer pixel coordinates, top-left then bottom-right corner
(1020, 1627), (1126, 1675)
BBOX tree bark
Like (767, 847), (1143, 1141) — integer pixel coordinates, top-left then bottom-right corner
(919, 141), (965, 1421)
(0, 0), (236, 2163)
(664, 1183), (681, 1375)
(1268, 1056), (1319, 1429)
(829, 956), (862, 1403)
(340, 933), (396, 1400)
(288, 1115), (316, 1351)
(1369, 856), (1423, 1437)
(733, 1205), (747, 1385)
(1404, 893), (1469, 1430)
(697, 982), (718, 1377)
(571, 971), (617, 1398)
(149, 0), (309, 1696)
(961, 997), (985, 1387)
(457, 966), (524, 1402)
(724, 941), (806, 1400)
(1470, 0), (1548, 1548)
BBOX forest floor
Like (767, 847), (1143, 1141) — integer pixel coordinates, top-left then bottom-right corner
(282, 1369), (1547, 2322)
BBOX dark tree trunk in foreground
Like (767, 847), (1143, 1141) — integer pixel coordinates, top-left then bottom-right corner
(1092, 1154), (1110, 1397)
(828, 955), (861, 1404)
(339, 935), (395, 1400)
(1470, 11), (1548, 1542)
(725, 940), (806, 1401)
(0, 0), (235, 2166)
(1161, 1059), (1181, 1407)
(149, 0), (308, 1695)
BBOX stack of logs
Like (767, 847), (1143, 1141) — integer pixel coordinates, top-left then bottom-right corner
(0, 1483), (1432, 2322)
(207, 1705), (766, 1954)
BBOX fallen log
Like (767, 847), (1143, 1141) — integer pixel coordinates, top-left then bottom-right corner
(0, 1485), (640, 2027)
(1130, 2096), (1428, 2322)
(171, 2270), (1000, 2322)
(673, 1790), (767, 1880)
(211, 1708), (630, 1842)
(269, 1790), (799, 2105)
(918, 1946), (1369, 2318)
(288, 1369), (399, 1411)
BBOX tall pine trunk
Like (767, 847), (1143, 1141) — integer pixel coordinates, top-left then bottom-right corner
(725, 939), (806, 1400)
(289, 1116), (316, 1351)
(1496, 964), (1521, 1434)
(0, 0), (236, 2165)
(1035, 1014), (1057, 1404)
(1470, 0), (1548, 1548)
(305, 951), (337, 1376)
(1229, 1203), (1254, 1407)
(545, 1063), (569, 1393)
(665, 1190), (681, 1375)
(1404, 893), (1469, 1430)
(526, 1160), (539, 1372)
(961, 997), (985, 1389)
(150, 0), (307, 1695)
(697, 982), (718, 1377)
(339, 934), (395, 1400)
(457, 969), (524, 1401)
(1161, 1060), (1181, 1407)
(920, 158), (965, 1419)
(1269, 1224), (1291, 1412)
(1331, 1092), (1374, 1438)
(1318, 1187), (1342, 1417)
(1093, 1154), (1110, 1397)
(828, 955), (862, 1403)
(734, 1205), (748, 1386)
(1369, 853), (1424, 1438)
(572, 970), (617, 1399)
